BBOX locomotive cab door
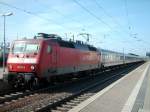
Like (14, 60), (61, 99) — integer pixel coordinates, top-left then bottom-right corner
(46, 42), (57, 65)
(51, 45), (57, 66)
(45, 42), (57, 76)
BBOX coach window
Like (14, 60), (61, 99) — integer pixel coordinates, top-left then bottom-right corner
(47, 45), (52, 53)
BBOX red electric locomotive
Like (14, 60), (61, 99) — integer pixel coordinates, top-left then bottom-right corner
(4, 33), (101, 88)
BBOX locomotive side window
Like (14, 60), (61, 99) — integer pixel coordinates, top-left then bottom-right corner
(47, 45), (52, 53)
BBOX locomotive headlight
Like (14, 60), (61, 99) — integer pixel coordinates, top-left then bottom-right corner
(30, 65), (35, 70)
(9, 64), (13, 69)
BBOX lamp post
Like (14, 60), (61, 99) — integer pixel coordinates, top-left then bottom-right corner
(1, 12), (13, 73)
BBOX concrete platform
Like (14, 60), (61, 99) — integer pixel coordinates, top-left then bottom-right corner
(69, 62), (150, 112)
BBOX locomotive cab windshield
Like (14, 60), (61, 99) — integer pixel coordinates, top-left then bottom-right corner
(12, 42), (40, 54)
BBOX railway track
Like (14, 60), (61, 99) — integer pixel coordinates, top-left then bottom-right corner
(0, 62), (143, 112)
(0, 71), (103, 106)
(36, 64), (139, 112)
(0, 75), (97, 109)
(0, 81), (79, 105)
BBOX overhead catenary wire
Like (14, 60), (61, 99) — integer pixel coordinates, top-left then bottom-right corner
(72, 0), (136, 43)
(93, 0), (130, 34)
(34, 0), (87, 29)
(72, 0), (137, 40)
(0, 0), (130, 36)
(124, 0), (150, 46)
(72, 0), (149, 53)
(88, 0), (140, 46)
(0, 0), (148, 53)
(72, 0), (115, 32)
(34, 0), (110, 42)
(36, 0), (131, 40)
(36, 0), (139, 43)
(0, 1), (71, 31)
(94, 0), (144, 46)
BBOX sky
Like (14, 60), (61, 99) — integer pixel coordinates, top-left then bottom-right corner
(0, 0), (149, 56)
